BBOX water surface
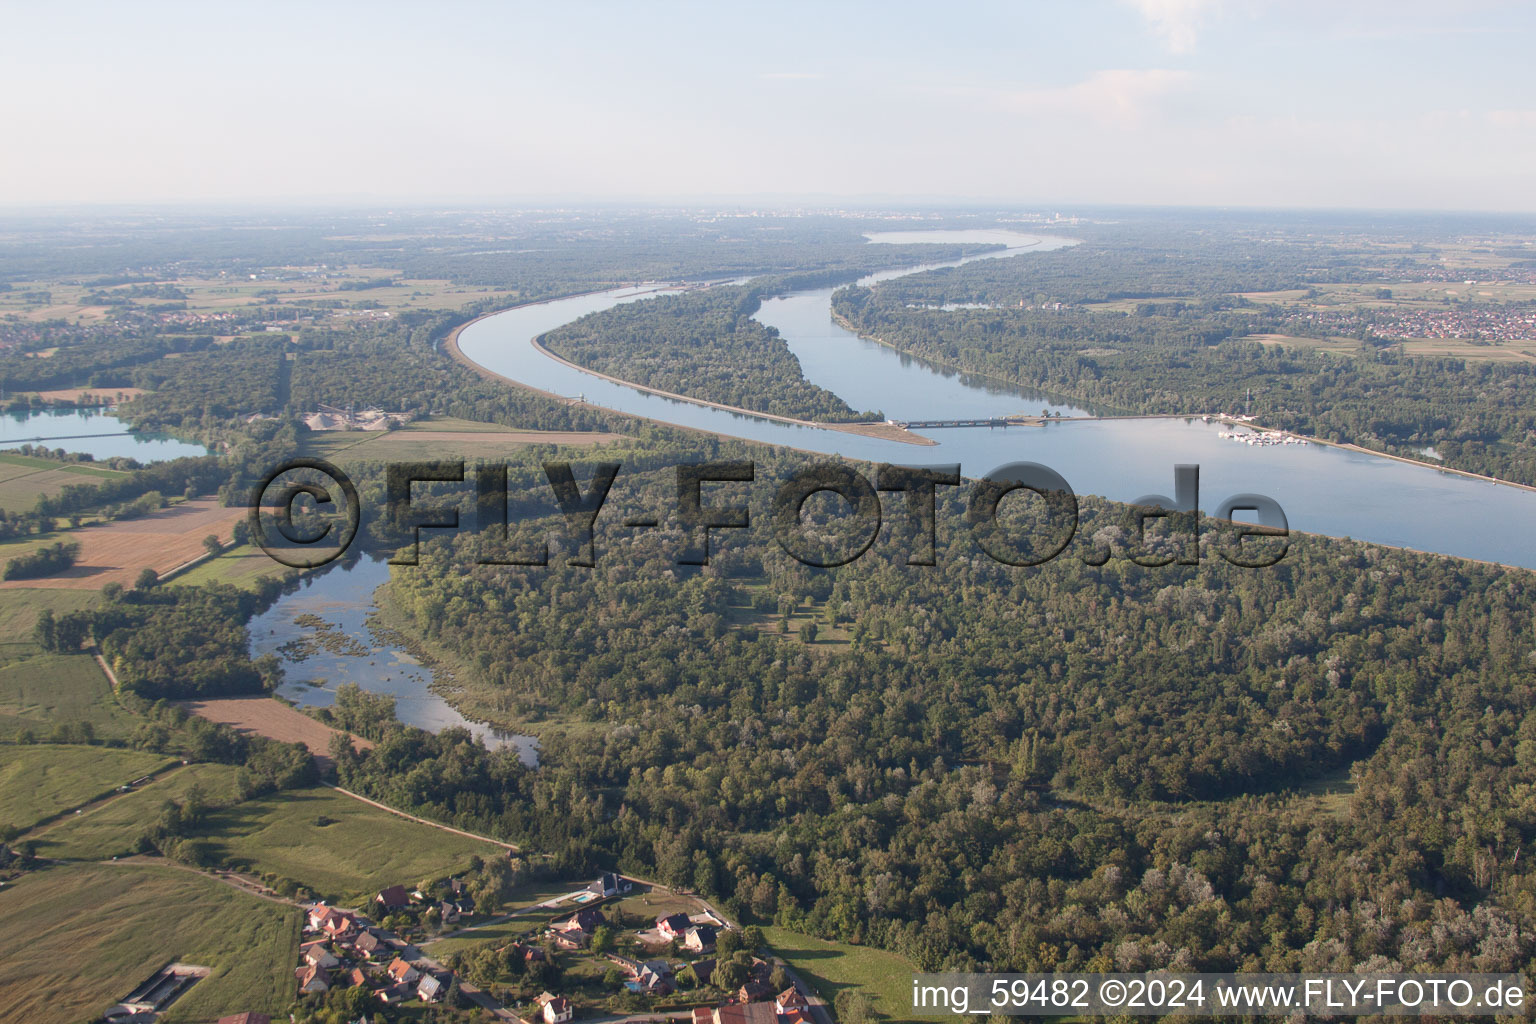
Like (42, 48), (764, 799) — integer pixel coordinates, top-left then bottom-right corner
(251, 555), (540, 765)
(0, 407), (207, 462)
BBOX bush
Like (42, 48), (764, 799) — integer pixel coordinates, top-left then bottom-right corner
(3, 539), (80, 580)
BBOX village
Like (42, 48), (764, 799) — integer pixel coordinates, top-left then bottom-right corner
(279, 871), (823, 1024)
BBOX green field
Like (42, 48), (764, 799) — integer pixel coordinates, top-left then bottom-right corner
(31, 762), (245, 860)
(0, 745), (172, 833)
(0, 652), (136, 740)
(0, 589), (99, 666)
(0, 861), (300, 1024)
(0, 453), (127, 512)
(170, 543), (297, 589)
(193, 786), (506, 901)
(763, 926), (945, 1024)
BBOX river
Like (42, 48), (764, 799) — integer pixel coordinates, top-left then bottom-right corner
(249, 554), (540, 765)
(456, 231), (1536, 570)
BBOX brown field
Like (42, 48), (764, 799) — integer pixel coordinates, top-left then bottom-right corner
(0, 499), (244, 590)
(179, 697), (372, 767)
(31, 387), (146, 403)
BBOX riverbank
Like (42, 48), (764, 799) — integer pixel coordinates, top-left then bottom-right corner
(829, 311), (1536, 492)
(530, 335), (937, 445)
(442, 300), (938, 447)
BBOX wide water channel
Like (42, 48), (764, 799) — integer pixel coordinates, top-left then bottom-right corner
(457, 230), (1536, 570)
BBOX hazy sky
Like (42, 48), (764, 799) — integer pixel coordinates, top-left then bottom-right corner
(2, 0), (1534, 210)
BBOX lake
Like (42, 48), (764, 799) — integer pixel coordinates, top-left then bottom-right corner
(0, 407), (208, 462)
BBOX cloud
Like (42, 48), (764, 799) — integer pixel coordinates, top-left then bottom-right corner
(759, 72), (824, 81)
(982, 68), (1197, 122)
(1122, 0), (1225, 53)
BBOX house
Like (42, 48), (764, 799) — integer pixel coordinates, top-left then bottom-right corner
(656, 912), (691, 940)
(307, 904), (344, 931)
(353, 929), (385, 959)
(386, 958), (420, 985)
(713, 1003), (778, 1024)
(557, 907), (607, 933)
(375, 982), (411, 1004)
(376, 885), (411, 911)
(737, 981), (772, 1004)
(301, 941), (341, 969)
(306, 906), (358, 940)
(635, 959), (674, 994)
(684, 925), (717, 953)
(776, 988), (808, 1015)
(344, 967), (368, 988)
(542, 995), (574, 1024)
(689, 958), (716, 987)
(551, 927), (590, 950)
(324, 915), (357, 941)
(438, 900), (462, 925)
(417, 975), (444, 1003)
(508, 941), (544, 963)
(217, 1015), (272, 1024)
(587, 871), (629, 897)
(298, 964), (330, 994)
(693, 1008), (714, 1024)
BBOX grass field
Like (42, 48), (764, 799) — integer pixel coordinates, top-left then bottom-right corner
(0, 453), (127, 513)
(31, 762), (245, 860)
(1244, 331), (1536, 364)
(0, 588), (99, 666)
(193, 786), (505, 901)
(171, 543), (297, 589)
(297, 415), (629, 464)
(763, 926), (945, 1024)
(0, 861), (300, 1024)
(0, 745), (171, 832)
(0, 653), (136, 740)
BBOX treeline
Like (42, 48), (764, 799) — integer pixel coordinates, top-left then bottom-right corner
(3, 539), (78, 580)
(541, 287), (877, 422)
(41, 581), (287, 700)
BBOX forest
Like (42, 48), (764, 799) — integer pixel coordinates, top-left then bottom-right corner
(299, 441), (1536, 978)
(542, 286), (879, 422)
